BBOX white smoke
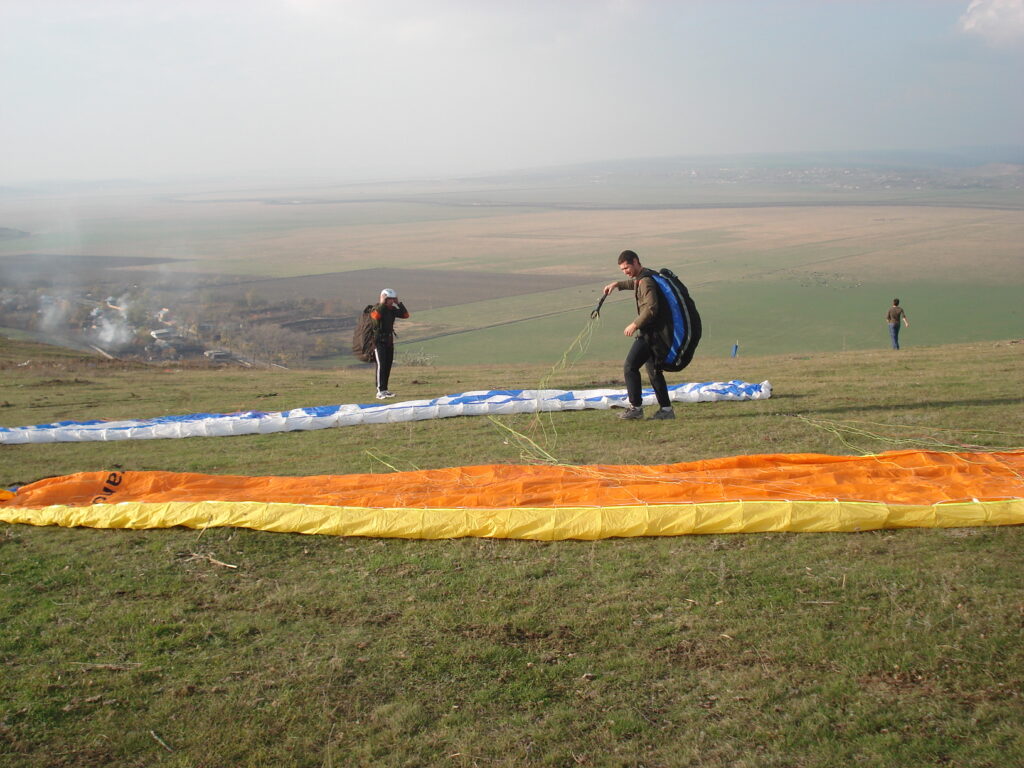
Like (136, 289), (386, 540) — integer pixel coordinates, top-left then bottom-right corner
(91, 295), (138, 351)
(38, 295), (70, 333)
(93, 315), (134, 350)
(958, 0), (1024, 46)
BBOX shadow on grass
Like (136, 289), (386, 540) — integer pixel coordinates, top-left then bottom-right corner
(801, 396), (1024, 416)
(702, 395), (1022, 419)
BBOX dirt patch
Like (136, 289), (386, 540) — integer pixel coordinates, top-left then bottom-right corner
(213, 267), (595, 309)
(30, 378), (95, 387)
(0, 254), (186, 286)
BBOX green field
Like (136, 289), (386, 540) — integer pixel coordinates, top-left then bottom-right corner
(398, 279), (1023, 365)
(1, 334), (1023, 767)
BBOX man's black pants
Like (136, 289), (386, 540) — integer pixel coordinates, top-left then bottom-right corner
(374, 341), (395, 392)
(624, 335), (671, 408)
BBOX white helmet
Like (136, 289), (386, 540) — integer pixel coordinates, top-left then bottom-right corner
(380, 288), (397, 300)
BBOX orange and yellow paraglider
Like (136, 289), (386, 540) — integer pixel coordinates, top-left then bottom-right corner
(3, 450), (1022, 540)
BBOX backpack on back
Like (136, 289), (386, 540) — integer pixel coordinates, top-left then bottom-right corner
(646, 268), (702, 372)
(351, 305), (376, 362)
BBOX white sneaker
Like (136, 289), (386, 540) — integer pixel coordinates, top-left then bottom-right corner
(375, 391), (389, 400)
(382, 390), (396, 398)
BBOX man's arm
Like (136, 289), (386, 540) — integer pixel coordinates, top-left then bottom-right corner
(603, 279), (633, 296)
(623, 278), (659, 337)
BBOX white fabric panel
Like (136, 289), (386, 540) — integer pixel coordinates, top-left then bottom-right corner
(0, 381), (771, 444)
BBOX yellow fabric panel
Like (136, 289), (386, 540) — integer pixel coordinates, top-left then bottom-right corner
(2, 499), (1022, 540)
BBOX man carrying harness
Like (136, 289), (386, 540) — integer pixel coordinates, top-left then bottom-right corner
(602, 249), (700, 420)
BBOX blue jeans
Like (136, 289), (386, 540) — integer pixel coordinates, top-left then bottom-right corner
(888, 323), (900, 350)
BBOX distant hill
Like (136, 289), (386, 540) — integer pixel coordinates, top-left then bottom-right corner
(472, 146), (1024, 180)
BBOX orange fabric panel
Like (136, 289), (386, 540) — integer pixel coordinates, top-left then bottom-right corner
(5, 450), (1023, 510)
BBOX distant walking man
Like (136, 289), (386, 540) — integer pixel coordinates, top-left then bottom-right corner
(602, 250), (676, 421)
(371, 288), (409, 399)
(886, 298), (909, 350)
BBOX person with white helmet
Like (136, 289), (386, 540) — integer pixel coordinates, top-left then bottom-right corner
(370, 288), (410, 399)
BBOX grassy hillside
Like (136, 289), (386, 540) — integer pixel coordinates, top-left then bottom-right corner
(1, 337), (1023, 767)
(1, 336), (1021, 483)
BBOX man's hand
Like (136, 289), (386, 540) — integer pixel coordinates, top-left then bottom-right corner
(603, 282), (618, 296)
(624, 322), (638, 337)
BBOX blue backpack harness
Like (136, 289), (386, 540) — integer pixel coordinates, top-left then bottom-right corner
(591, 268), (701, 372)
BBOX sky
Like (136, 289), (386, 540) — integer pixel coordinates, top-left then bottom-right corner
(1, 0), (1022, 183)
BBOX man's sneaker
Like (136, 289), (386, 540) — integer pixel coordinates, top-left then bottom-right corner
(618, 406), (644, 420)
(381, 390), (396, 399)
(375, 391), (389, 400)
(651, 407), (675, 420)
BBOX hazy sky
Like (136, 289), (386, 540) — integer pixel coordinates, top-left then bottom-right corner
(2, 0), (1022, 183)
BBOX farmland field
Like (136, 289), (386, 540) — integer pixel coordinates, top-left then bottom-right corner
(209, 267), (595, 311)
(399, 279), (1024, 365)
(1, 170), (1021, 364)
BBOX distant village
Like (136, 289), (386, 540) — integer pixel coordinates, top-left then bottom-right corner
(0, 284), (359, 367)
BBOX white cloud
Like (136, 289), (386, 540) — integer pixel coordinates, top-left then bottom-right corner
(958, 0), (1024, 46)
